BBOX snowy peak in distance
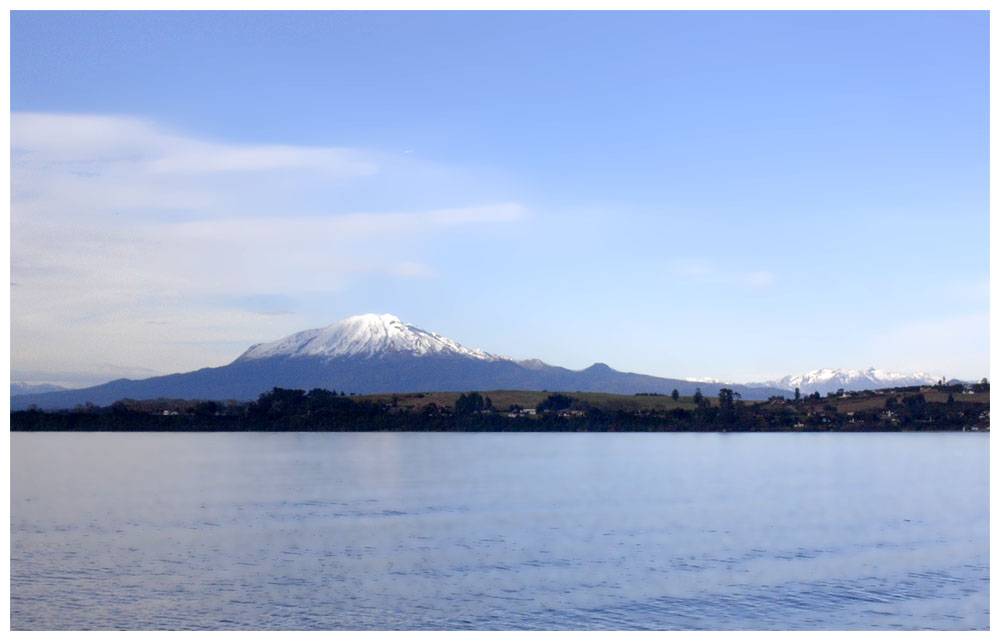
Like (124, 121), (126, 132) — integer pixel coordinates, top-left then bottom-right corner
(686, 376), (734, 385)
(11, 382), (68, 396)
(236, 313), (508, 362)
(759, 367), (939, 395)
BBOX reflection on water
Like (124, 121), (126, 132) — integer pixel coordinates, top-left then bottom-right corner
(11, 432), (989, 630)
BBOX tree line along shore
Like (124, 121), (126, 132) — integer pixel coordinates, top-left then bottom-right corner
(10, 382), (990, 432)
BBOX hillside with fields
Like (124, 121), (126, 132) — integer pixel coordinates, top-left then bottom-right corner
(11, 382), (989, 433)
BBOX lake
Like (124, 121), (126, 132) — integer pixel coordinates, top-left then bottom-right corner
(10, 431), (989, 630)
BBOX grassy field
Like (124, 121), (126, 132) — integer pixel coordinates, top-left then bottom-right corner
(811, 390), (988, 413)
(359, 390), (700, 413)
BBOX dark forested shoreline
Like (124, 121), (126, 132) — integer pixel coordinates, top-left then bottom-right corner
(10, 383), (990, 432)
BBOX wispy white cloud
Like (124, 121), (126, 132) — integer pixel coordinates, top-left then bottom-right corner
(13, 203), (526, 299)
(11, 113), (379, 222)
(12, 112), (377, 176)
(11, 112), (527, 381)
(673, 261), (775, 289)
(389, 261), (439, 279)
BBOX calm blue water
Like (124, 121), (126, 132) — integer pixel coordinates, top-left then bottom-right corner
(10, 432), (989, 630)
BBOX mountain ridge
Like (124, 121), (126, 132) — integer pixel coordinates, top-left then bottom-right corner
(10, 382), (69, 396)
(10, 313), (948, 410)
(751, 367), (941, 395)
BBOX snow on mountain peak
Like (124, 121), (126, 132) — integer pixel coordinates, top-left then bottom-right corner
(236, 313), (507, 362)
(686, 376), (734, 385)
(761, 367), (939, 394)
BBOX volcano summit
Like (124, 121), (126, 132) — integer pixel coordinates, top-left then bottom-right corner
(11, 313), (788, 409)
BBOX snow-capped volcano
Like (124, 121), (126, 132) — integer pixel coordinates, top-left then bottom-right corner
(9, 313), (790, 410)
(236, 313), (507, 362)
(757, 367), (939, 395)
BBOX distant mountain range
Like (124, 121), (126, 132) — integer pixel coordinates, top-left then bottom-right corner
(10, 382), (68, 397)
(750, 368), (941, 396)
(10, 313), (948, 410)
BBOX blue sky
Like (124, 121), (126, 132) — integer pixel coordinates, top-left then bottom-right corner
(10, 10), (990, 387)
